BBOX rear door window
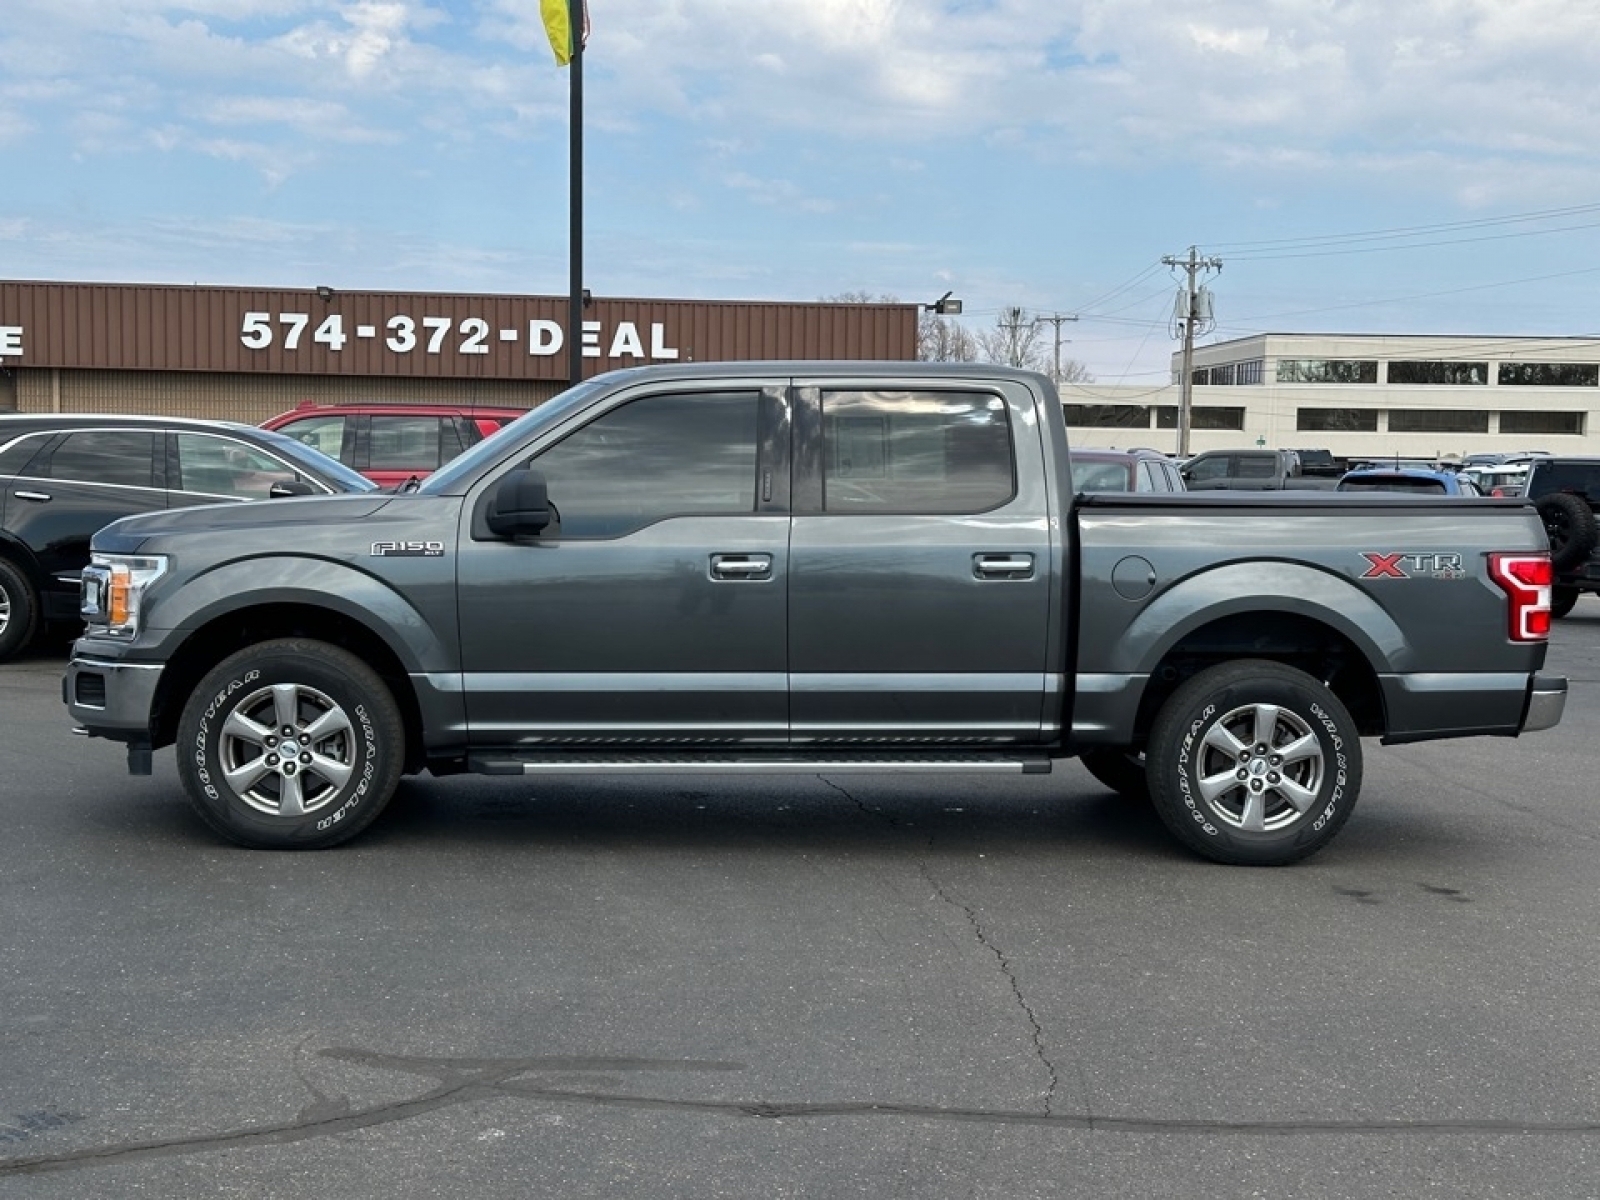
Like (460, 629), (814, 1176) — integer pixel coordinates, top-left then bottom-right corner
(42, 430), (158, 488)
(820, 390), (1014, 513)
(369, 415), (447, 472)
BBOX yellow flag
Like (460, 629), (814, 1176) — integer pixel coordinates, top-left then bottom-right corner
(541, 0), (588, 66)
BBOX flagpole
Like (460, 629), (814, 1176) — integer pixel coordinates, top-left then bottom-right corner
(566, 0), (584, 389)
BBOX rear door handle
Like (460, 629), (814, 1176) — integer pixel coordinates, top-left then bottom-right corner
(14, 490), (51, 502)
(973, 553), (1034, 579)
(710, 553), (773, 581)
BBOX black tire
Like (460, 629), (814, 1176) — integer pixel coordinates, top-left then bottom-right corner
(1535, 493), (1599, 573)
(1145, 660), (1363, 866)
(1551, 585), (1581, 619)
(0, 558), (40, 664)
(1078, 748), (1150, 802)
(176, 639), (405, 850)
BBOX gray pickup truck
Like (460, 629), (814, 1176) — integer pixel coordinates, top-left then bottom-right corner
(63, 363), (1566, 865)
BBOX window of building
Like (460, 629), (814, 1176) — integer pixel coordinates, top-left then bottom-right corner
(1275, 360), (1378, 384)
(1154, 406), (1245, 431)
(821, 390), (1014, 514)
(1388, 409), (1490, 433)
(532, 390), (760, 538)
(1297, 408), (1379, 432)
(1194, 363), (1236, 386)
(1496, 363), (1599, 387)
(1499, 410), (1586, 436)
(1235, 360), (1264, 385)
(1387, 361), (1488, 385)
(1062, 404), (1151, 428)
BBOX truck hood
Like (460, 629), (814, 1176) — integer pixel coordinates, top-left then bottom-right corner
(92, 493), (397, 553)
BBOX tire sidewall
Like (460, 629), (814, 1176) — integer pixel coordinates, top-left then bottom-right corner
(0, 559), (39, 663)
(1537, 493), (1598, 572)
(177, 641), (402, 849)
(1148, 663), (1362, 866)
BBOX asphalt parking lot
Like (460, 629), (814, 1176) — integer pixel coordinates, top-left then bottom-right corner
(3, 605), (1599, 1199)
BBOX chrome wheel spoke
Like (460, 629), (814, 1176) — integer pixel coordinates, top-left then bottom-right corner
(1197, 769), (1240, 805)
(1277, 776), (1319, 814)
(223, 757), (273, 793)
(307, 752), (353, 791)
(301, 707), (353, 744)
(271, 684), (301, 732)
(1251, 704), (1281, 749)
(1202, 723), (1248, 759)
(1278, 732), (1320, 766)
(277, 771), (307, 818)
(1239, 790), (1267, 832)
(222, 709), (271, 748)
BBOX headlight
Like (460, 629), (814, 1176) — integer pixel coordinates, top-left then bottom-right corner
(81, 553), (169, 638)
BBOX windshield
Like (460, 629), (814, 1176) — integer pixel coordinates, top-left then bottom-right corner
(418, 375), (619, 493)
(251, 425), (379, 493)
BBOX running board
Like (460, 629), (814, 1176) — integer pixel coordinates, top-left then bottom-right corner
(466, 752), (1054, 777)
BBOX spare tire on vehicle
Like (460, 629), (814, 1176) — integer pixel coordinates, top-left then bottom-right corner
(1535, 492), (1599, 572)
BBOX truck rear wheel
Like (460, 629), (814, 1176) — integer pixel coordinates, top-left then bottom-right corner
(1551, 585), (1581, 619)
(177, 639), (404, 850)
(1145, 660), (1362, 866)
(1078, 749), (1149, 802)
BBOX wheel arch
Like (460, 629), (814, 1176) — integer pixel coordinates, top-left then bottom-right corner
(1110, 564), (1397, 746)
(149, 603), (428, 772)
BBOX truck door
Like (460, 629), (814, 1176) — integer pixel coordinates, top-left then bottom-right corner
(786, 378), (1055, 745)
(456, 380), (791, 747)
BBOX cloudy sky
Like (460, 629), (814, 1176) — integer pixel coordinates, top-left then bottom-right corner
(5, 0), (1600, 381)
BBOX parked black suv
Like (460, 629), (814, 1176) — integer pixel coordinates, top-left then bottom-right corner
(1524, 456), (1600, 618)
(0, 414), (376, 661)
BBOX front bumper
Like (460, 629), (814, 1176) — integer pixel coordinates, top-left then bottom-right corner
(63, 648), (164, 774)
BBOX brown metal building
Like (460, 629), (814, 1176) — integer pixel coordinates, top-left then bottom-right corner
(0, 280), (919, 423)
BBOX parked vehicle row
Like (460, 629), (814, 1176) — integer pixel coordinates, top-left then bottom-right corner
(0, 414), (377, 662)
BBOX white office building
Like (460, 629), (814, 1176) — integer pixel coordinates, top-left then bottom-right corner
(1062, 333), (1600, 460)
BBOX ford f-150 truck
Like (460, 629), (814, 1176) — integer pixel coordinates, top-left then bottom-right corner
(63, 363), (1567, 865)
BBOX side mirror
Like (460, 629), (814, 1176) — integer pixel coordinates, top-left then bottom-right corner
(269, 479), (316, 498)
(487, 468), (553, 536)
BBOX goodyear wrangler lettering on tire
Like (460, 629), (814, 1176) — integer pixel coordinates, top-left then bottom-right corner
(176, 640), (404, 850)
(1146, 660), (1364, 867)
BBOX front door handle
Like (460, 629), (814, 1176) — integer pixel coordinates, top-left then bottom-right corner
(710, 553), (773, 581)
(973, 553), (1034, 579)
(13, 490), (51, 503)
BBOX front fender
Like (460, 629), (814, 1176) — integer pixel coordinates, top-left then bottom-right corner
(148, 555), (457, 674)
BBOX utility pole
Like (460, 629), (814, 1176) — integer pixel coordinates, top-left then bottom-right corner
(1161, 247), (1222, 457)
(1033, 312), (1079, 382)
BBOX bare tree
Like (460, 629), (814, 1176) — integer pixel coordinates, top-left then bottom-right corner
(918, 312), (979, 362)
(977, 306), (1047, 371)
(975, 306), (1094, 382)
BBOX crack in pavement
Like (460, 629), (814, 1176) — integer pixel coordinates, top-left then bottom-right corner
(817, 773), (1066, 1120)
(916, 864), (1064, 1118)
(4, 1047), (1599, 1177)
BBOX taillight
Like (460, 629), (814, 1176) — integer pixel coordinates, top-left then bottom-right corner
(1488, 552), (1553, 642)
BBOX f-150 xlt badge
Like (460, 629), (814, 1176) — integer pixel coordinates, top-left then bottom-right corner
(1360, 552), (1465, 579)
(371, 540), (446, 557)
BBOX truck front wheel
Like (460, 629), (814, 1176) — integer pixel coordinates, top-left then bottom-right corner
(1145, 660), (1363, 866)
(177, 639), (405, 850)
